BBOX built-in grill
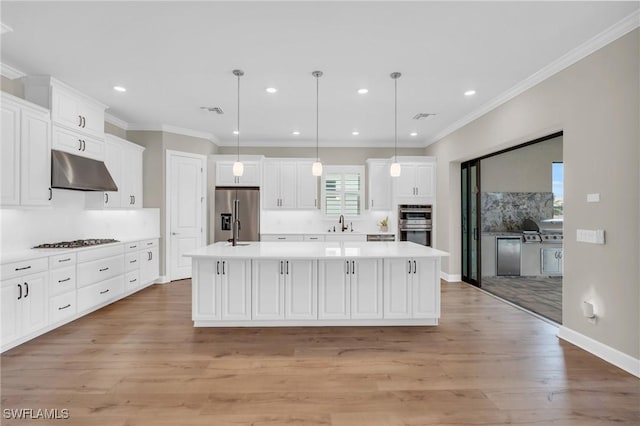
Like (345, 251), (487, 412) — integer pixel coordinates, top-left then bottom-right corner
(33, 239), (119, 249)
(522, 219), (563, 244)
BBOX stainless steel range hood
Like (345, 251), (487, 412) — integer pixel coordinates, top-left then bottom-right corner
(51, 150), (118, 192)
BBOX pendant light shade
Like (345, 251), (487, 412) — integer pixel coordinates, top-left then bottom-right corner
(312, 70), (323, 176)
(390, 72), (402, 177)
(232, 69), (244, 177)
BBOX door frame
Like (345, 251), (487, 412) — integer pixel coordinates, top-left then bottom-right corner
(165, 149), (208, 282)
(461, 159), (482, 287)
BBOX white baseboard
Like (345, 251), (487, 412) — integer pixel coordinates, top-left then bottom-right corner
(558, 326), (640, 378)
(440, 271), (462, 282)
(156, 275), (171, 284)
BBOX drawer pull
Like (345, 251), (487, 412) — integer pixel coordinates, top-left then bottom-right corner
(99, 267), (109, 272)
(277, 237), (286, 240)
(58, 304), (71, 310)
(147, 242), (153, 246)
(99, 289), (110, 295)
(129, 245), (137, 249)
(129, 259), (137, 264)
(129, 278), (137, 283)
(15, 265), (31, 271)
(58, 277), (71, 283)
(58, 258), (71, 263)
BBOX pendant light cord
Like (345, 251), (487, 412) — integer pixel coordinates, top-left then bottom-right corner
(316, 74), (319, 161)
(237, 72), (241, 161)
(394, 77), (398, 161)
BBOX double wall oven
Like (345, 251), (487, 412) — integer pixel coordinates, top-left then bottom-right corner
(398, 204), (432, 247)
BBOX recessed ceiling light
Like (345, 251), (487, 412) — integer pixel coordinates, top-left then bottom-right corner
(292, 131), (300, 135)
(233, 130), (239, 135)
(410, 132), (418, 137)
(464, 89), (476, 96)
(266, 87), (278, 94)
(357, 88), (369, 94)
(352, 131), (360, 136)
(113, 86), (127, 92)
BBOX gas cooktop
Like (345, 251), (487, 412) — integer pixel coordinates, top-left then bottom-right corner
(33, 239), (119, 249)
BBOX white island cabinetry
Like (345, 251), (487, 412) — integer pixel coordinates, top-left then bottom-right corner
(186, 242), (447, 327)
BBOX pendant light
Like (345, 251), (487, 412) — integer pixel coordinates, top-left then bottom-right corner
(311, 70), (323, 176)
(232, 69), (244, 176)
(390, 72), (402, 177)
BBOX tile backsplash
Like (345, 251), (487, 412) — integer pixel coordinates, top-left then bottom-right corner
(481, 192), (553, 232)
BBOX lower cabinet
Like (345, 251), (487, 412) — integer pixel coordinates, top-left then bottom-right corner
(220, 259), (251, 320)
(1, 271), (48, 344)
(252, 259), (317, 320)
(139, 244), (159, 286)
(318, 258), (382, 320)
(384, 258), (439, 319)
(78, 275), (125, 312)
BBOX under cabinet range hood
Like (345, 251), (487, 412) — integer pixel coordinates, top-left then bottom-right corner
(51, 150), (118, 192)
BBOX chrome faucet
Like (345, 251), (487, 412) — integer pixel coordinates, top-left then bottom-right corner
(338, 215), (348, 232)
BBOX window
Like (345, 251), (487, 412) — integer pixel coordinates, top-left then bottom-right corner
(552, 162), (564, 219)
(322, 166), (364, 217)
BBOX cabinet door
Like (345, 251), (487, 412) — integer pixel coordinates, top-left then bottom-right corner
(51, 87), (104, 139)
(239, 162), (260, 186)
(412, 258), (438, 318)
(368, 161), (391, 210)
(285, 259), (317, 320)
(1, 101), (21, 206)
(415, 163), (434, 198)
(541, 248), (562, 275)
(216, 162), (237, 186)
(279, 162), (297, 208)
(79, 100), (105, 139)
(221, 259), (251, 320)
(318, 260), (350, 319)
(1, 283), (20, 344)
(52, 126), (104, 161)
(383, 258), (412, 318)
(252, 260), (284, 320)
(123, 144), (144, 208)
(296, 162), (319, 209)
(139, 246), (159, 285)
(262, 161), (280, 209)
(351, 259), (383, 319)
(21, 272), (48, 336)
(20, 108), (51, 206)
(193, 260), (220, 320)
(103, 138), (122, 208)
(394, 164), (416, 197)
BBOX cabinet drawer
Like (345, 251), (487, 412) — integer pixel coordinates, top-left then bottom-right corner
(303, 234), (325, 242)
(77, 244), (124, 263)
(49, 291), (77, 324)
(49, 266), (76, 296)
(325, 234), (367, 242)
(125, 241), (141, 252)
(125, 270), (140, 291)
(261, 234), (304, 242)
(140, 239), (158, 249)
(77, 255), (124, 288)
(1, 257), (48, 280)
(77, 275), (124, 312)
(49, 253), (76, 269)
(52, 126), (104, 161)
(125, 252), (139, 271)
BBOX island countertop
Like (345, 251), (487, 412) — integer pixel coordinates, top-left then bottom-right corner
(184, 241), (449, 260)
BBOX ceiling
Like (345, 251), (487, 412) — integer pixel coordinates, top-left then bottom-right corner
(1, 1), (638, 147)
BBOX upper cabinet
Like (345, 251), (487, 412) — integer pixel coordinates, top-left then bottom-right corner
(215, 161), (261, 187)
(366, 159), (392, 210)
(24, 76), (107, 160)
(86, 135), (144, 209)
(1, 93), (52, 207)
(393, 159), (435, 203)
(263, 159), (318, 210)
(296, 161), (319, 209)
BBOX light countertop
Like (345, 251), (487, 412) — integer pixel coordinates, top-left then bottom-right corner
(185, 241), (449, 260)
(261, 231), (396, 236)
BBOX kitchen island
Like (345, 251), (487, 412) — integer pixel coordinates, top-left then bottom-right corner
(185, 241), (449, 327)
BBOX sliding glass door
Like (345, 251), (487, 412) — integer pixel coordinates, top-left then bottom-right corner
(461, 160), (481, 286)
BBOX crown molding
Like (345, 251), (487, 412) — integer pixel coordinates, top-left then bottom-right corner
(214, 139), (427, 149)
(430, 9), (640, 145)
(0, 63), (26, 80)
(104, 113), (130, 130)
(127, 123), (219, 144)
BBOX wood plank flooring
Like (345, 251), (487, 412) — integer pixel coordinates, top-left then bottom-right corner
(2, 280), (638, 425)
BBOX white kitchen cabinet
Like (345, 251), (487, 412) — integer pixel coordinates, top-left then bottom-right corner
(367, 159), (392, 210)
(216, 161), (260, 186)
(541, 247), (563, 275)
(260, 234), (305, 242)
(1, 93), (51, 207)
(303, 234), (325, 242)
(324, 233), (367, 242)
(393, 161), (435, 202)
(103, 136), (123, 207)
(24, 76), (107, 140)
(384, 258), (439, 319)
(52, 125), (104, 161)
(252, 259), (285, 320)
(262, 160), (297, 209)
(220, 259), (251, 320)
(139, 245), (159, 285)
(284, 260), (317, 320)
(1, 271), (48, 345)
(193, 260), (221, 320)
(78, 275), (124, 312)
(296, 161), (319, 209)
(318, 259), (381, 319)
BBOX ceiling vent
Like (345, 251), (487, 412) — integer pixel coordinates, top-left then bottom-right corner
(200, 106), (224, 114)
(413, 113), (436, 120)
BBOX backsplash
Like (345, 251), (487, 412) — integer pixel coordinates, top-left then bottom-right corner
(481, 192), (553, 232)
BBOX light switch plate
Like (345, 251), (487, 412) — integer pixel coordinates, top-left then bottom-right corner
(587, 193), (600, 203)
(577, 229), (606, 244)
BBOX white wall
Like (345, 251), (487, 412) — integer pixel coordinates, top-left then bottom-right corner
(425, 30), (639, 361)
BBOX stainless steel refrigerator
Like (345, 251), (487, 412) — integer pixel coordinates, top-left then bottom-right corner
(213, 187), (260, 243)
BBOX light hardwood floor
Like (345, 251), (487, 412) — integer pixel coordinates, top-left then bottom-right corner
(1, 280), (638, 425)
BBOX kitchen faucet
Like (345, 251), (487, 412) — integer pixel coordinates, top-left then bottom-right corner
(338, 215), (348, 232)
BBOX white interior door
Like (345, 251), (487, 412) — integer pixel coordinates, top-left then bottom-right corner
(168, 151), (206, 281)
